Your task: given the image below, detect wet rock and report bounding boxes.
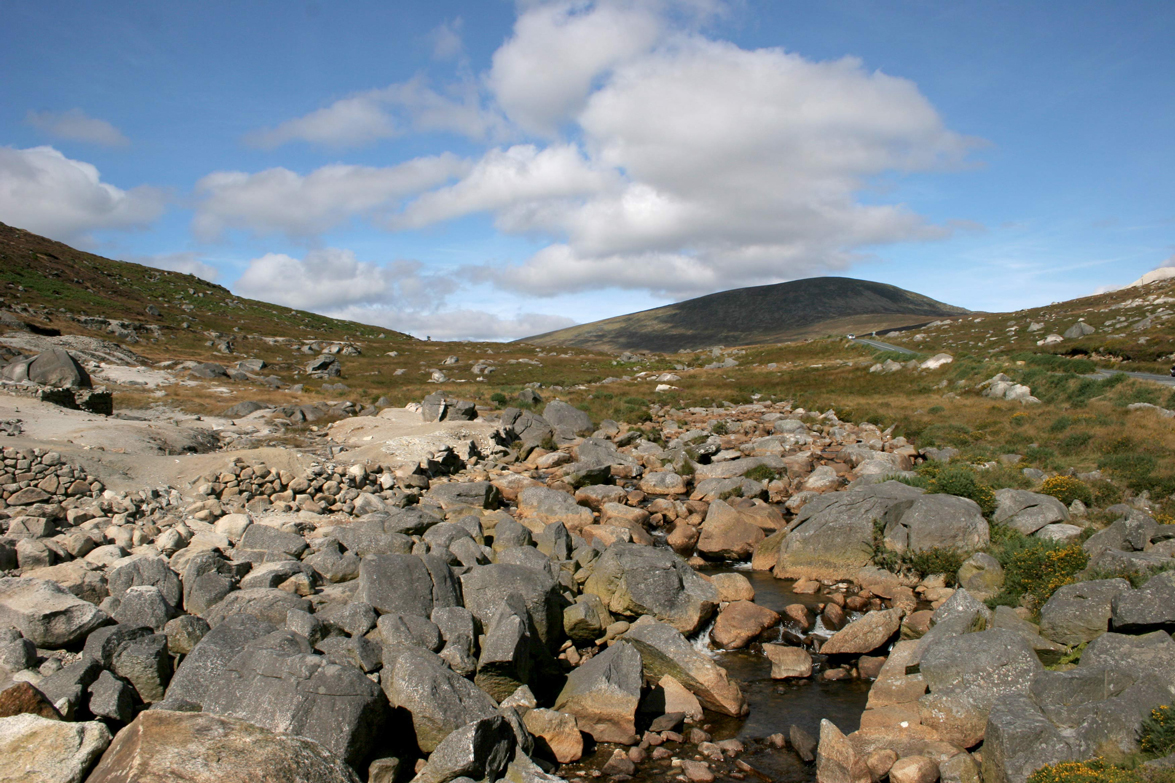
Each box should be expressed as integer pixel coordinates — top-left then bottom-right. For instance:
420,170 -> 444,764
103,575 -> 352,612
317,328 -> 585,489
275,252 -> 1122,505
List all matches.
625,620 -> 746,716
682,760 -> 715,782
554,640 -> 642,744
602,748 -> 636,776
763,644 -> 812,679
824,608 -> 903,655
710,601 -> 779,649
84,710 -> 361,783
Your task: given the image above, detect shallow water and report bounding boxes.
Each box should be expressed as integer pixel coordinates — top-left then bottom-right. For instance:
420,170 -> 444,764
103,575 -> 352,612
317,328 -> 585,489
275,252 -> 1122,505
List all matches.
564,567 -> 872,781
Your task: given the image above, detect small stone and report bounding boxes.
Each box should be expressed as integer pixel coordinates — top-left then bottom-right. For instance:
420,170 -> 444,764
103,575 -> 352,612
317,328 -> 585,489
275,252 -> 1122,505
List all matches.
889,755 -> 939,783
682,760 -> 715,782
602,748 -> 636,776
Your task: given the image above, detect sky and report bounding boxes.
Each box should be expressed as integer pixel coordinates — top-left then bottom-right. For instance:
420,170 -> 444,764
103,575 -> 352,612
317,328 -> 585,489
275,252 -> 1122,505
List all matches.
1,0 -> 1173,340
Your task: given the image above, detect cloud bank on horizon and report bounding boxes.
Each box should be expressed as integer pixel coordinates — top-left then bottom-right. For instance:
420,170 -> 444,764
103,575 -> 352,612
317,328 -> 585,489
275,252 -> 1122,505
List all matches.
0,0 -> 1169,339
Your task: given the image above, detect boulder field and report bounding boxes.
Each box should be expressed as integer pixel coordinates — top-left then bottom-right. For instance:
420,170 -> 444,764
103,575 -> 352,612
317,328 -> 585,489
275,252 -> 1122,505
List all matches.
0,392 -> 1170,783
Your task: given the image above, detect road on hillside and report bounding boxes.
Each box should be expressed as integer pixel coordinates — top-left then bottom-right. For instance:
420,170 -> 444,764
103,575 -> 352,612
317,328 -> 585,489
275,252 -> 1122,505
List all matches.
1091,369 -> 1175,386
850,337 -> 916,355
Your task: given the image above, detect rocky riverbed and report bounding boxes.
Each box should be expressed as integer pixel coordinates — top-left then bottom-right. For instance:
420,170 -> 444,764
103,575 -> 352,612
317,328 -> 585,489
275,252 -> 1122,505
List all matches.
1,388 -> 1174,783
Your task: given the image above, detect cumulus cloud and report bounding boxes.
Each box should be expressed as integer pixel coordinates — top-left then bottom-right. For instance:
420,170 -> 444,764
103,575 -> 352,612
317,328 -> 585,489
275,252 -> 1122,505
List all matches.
232,246 -> 572,340
192,153 -> 468,239
245,77 -> 505,149
219,0 -> 978,301
25,109 -> 129,147
486,1 -> 666,136
135,252 -> 220,282
421,33 -> 973,296
0,146 -> 165,241
245,97 -> 399,149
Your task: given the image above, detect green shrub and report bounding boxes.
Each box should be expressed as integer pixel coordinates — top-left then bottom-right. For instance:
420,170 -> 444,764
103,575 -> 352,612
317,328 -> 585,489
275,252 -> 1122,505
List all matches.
490,392 -> 507,405
1049,416 -> 1074,433
1027,758 -> 1143,783
929,405 -> 945,415
1141,705 -> 1175,756
711,421 -> 729,435
1025,446 -> 1058,467
1058,431 -> 1094,455
987,529 -> 1089,611
905,548 -> 968,586
918,463 -> 997,517
1090,479 -> 1123,507
1040,476 -> 1094,507
744,464 -> 778,482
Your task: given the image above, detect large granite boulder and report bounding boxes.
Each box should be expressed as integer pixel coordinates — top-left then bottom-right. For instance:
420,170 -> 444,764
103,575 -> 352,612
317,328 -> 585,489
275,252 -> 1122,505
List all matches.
696,500 -> 766,561
84,710 -> 360,783
917,628 -> 1042,748
412,715 -> 516,783
516,487 -> 594,534
355,554 -> 460,619
883,495 -> 989,554
554,640 -> 642,744
583,544 -> 717,635
0,713 -> 109,783
382,647 -> 499,753
984,631 -> 1175,783
1111,571 -> 1175,633
993,490 -> 1069,536
0,577 -> 109,648
774,482 -> 924,580
1038,579 -> 1131,646
821,609 -> 903,656
543,401 -> 593,440
461,563 -> 562,649
625,619 -> 747,716
162,621 -> 383,768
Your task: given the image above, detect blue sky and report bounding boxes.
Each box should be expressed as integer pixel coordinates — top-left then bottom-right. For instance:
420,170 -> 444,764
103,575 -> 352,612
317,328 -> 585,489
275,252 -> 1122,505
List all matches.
2,1 -> 1172,339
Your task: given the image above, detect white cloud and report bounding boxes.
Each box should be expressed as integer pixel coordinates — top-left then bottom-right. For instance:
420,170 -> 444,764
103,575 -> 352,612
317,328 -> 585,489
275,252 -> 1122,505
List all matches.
0,146 -> 164,241
390,143 -> 614,230
408,33 -> 974,297
431,18 -> 464,61
135,252 -> 220,282
245,97 -> 399,149
217,1 -> 978,303
486,1 -> 665,136
25,109 -> 129,147
231,246 -> 571,341
192,154 -> 468,239
245,77 -> 505,149
326,304 -> 576,341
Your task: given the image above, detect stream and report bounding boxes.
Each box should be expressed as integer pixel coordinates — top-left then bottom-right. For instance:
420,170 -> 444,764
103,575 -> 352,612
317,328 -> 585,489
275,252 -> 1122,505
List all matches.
562,568 -> 873,782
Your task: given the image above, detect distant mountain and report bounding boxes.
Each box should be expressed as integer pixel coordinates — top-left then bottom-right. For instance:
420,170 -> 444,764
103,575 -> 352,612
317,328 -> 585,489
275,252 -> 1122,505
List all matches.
520,276 -> 969,352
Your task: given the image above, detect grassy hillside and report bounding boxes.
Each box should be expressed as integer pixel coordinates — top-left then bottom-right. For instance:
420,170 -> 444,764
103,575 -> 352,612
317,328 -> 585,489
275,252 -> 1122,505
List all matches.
0,221 -> 406,343
521,276 -> 970,352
